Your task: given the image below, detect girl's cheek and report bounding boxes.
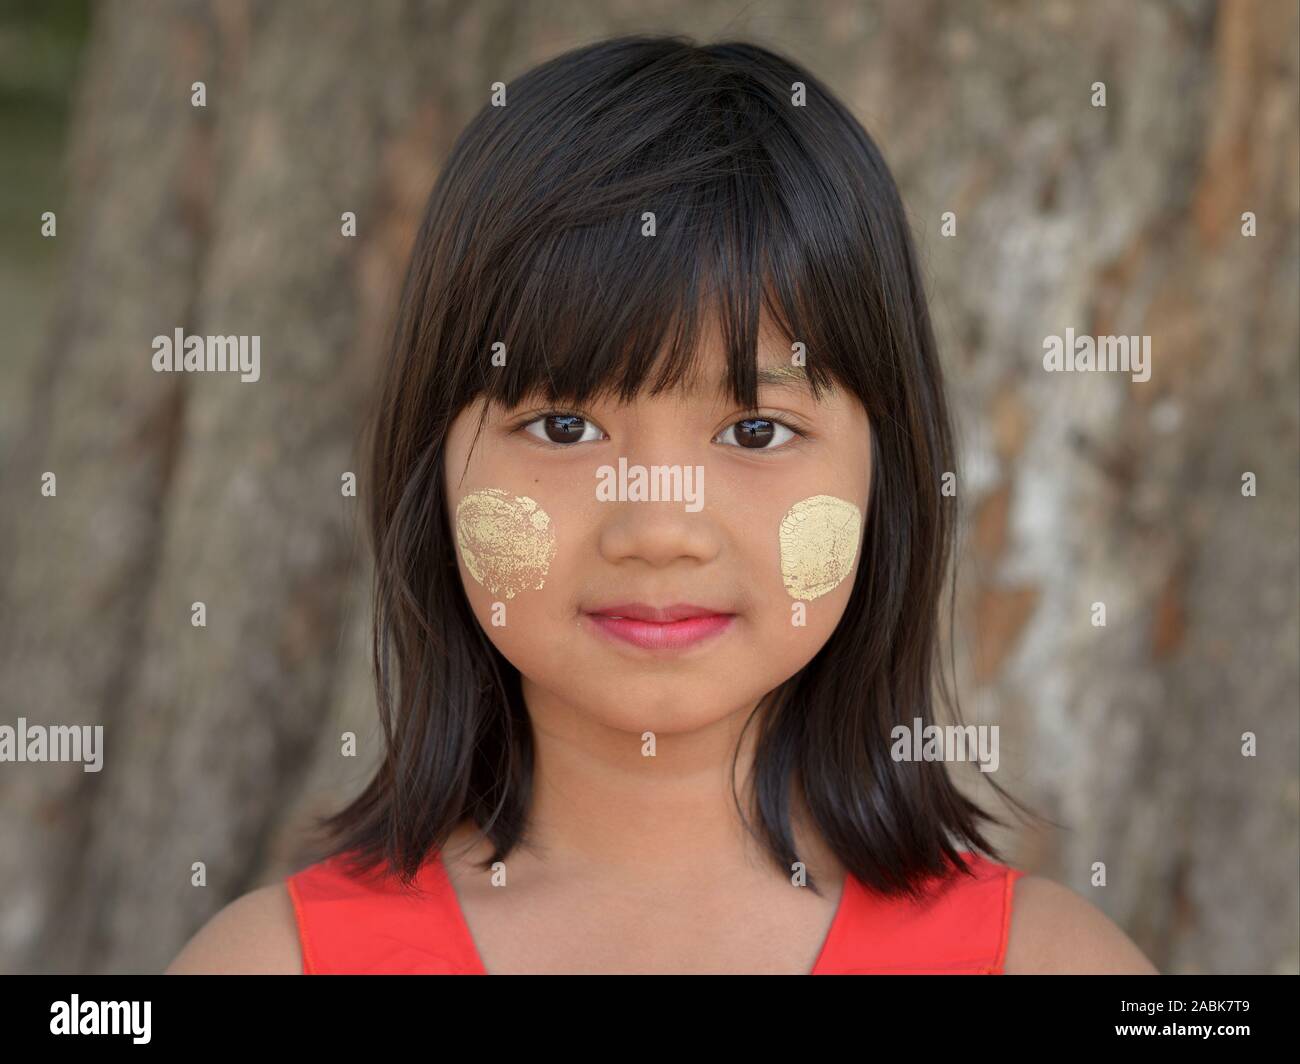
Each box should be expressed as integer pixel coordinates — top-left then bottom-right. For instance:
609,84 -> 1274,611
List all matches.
454,487 -> 558,600
777,494 -> 862,601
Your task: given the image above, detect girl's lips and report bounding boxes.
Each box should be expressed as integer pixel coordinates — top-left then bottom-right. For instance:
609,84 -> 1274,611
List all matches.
584,612 -> 735,650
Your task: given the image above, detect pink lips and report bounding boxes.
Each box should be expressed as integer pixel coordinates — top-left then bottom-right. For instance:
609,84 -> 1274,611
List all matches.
584,603 -> 735,650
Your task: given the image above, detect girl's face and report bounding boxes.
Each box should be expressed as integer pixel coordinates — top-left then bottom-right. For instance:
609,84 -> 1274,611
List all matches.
443,316 -> 871,736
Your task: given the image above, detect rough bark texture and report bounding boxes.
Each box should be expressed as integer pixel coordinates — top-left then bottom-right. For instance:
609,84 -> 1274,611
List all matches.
0,0 -> 1295,974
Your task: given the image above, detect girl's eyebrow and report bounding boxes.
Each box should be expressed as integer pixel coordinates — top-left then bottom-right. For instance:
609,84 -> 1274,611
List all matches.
696,363 -> 823,402
755,364 -> 811,389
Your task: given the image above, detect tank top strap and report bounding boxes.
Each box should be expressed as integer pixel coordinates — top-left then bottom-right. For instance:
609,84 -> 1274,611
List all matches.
815,851 -> 1024,974
289,847 -> 1022,974
287,850 -> 486,974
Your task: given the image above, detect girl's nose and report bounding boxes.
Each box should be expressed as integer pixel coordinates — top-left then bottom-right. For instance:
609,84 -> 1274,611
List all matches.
594,469 -> 721,569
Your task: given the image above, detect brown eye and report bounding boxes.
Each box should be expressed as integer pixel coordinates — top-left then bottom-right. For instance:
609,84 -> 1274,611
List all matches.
522,413 -> 604,445
715,417 -> 797,450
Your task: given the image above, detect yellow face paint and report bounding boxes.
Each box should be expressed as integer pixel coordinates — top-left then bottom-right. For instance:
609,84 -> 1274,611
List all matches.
779,495 -> 862,600
455,488 -> 557,600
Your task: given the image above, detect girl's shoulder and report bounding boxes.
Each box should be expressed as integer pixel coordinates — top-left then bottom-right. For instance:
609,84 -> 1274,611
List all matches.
165,849 -> 438,975
1003,872 -> 1160,974
822,850 -> 1156,974
165,881 -> 302,974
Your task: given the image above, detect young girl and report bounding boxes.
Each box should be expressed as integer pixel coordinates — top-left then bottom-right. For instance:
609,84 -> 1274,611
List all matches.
169,34 -> 1157,975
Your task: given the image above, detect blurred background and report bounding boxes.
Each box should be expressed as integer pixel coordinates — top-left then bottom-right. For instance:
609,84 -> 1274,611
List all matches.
0,0 -> 1296,975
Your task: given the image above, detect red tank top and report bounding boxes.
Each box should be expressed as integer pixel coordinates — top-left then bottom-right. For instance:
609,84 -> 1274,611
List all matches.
287,848 -> 1023,974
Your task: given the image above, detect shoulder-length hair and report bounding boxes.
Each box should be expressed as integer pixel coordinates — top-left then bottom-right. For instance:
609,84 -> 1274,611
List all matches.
311,33 -> 1045,900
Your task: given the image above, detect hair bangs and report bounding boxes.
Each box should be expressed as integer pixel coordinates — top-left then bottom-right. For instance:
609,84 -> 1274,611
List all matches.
439,50 -> 873,432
